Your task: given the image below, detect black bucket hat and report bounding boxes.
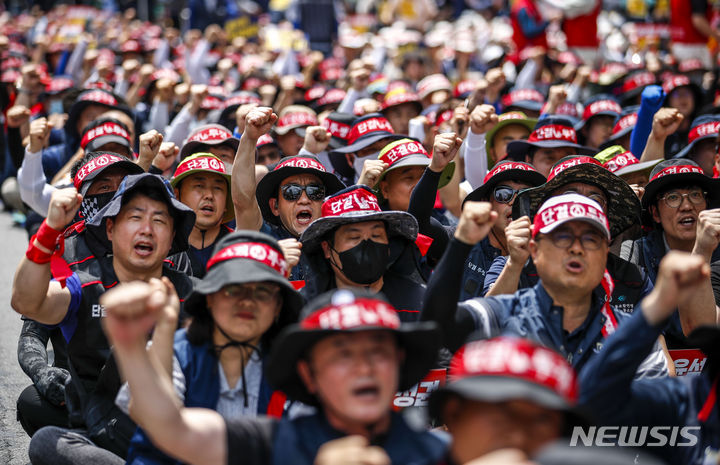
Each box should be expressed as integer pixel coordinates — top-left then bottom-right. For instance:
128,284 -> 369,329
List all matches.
512,156 -> 641,238
184,230 -> 303,322
296,111 -> 355,151
641,159 -> 719,226
85,173 -> 196,254
429,336 -> 583,426
266,288 -> 440,405
505,117 -> 595,162
464,161 -> 546,205
255,155 -> 346,225
597,106 -> 638,151
673,114 -> 720,160
575,94 -> 622,131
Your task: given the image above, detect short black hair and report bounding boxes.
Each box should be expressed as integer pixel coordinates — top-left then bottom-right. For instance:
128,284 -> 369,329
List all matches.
119,183 -> 179,226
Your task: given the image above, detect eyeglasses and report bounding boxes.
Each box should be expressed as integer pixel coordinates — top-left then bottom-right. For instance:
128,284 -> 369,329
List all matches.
540,229 -> 607,251
560,190 -> 607,210
280,183 -> 326,201
221,283 -> 280,303
493,185 -> 521,204
658,190 -> 706,209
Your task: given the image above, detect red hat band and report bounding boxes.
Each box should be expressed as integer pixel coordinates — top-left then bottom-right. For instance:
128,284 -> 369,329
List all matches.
451,338 -> 578,403
175,155 -> 227,177
74,153 -> 126,188
277,112 -> 318,129
79,90 -> 118,106
81,122 -> 131,149
528,125 -> 578,144
582,100 -> 622,121
688,122 -> 720,144
380,140 -> 428,166
650,165 -> 704,182
347,117 -> 394,145
603,152 -> 638,173
206,242 -> 287,276
323,119 -> 351,140
534,199 -> 609,238
482,162 -> 538,184
613,114 -> 638,135
322,188 -> 381,217
301,298 -> 400,330
275,157 -> 326,172
547,156 -> 601,181
188,127 -> 233,143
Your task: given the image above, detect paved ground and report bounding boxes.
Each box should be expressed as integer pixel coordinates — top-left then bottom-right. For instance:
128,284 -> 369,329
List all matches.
0,213 -> 33,465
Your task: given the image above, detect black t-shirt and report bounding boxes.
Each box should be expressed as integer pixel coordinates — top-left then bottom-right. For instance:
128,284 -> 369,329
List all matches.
225,417 -> 277,465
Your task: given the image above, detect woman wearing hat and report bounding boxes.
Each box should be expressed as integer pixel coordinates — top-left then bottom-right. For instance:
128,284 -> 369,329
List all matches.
102,287 -> 446,465
120,230 -> 303,464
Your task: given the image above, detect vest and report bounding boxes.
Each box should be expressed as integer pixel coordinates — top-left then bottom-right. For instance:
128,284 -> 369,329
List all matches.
126,329 -> 287,465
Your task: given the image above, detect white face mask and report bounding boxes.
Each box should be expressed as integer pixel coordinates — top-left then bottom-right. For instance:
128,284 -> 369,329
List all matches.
353,152 -> 380,180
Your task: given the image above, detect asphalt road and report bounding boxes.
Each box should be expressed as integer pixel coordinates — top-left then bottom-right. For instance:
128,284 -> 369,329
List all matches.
0,213 -> 33,465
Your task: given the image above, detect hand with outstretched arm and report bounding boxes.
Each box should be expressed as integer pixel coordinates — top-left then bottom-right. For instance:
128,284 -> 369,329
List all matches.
233,107 -> 275,231
640,107 -> 684,163
102,280 -> 227,465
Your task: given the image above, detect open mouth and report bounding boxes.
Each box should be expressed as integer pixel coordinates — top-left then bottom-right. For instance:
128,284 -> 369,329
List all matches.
678,217 -> 696,227
199,204 -> 216,215
134,241 -> 155,257
296,210 -> 313,225
565,259 -> 584,273
352,383 -> 380,399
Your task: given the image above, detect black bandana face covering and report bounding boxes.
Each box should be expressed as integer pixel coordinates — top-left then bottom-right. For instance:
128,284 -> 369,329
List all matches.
77,192 -> 115,222
333,239 -> 390,285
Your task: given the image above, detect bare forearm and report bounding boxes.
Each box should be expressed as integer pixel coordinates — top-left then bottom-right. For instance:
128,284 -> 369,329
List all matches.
116,342 -> 225,465
11,257 -> 53,320
485,259 -> 523,296
149,320 -> 177,379
639,133 -> 665,163
233,134 -> 263,230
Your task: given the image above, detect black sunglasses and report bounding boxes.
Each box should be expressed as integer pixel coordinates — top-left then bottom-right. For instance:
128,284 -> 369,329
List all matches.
492,185 -> 521,204
280,183 -> 326,201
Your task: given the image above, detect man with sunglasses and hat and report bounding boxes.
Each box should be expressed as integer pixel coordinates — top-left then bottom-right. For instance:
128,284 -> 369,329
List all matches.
244,108 -> 345,281
12,173 -> 195,463
421,193 -> 668,378
458,161 -> 546,300
101,287 -> 447,465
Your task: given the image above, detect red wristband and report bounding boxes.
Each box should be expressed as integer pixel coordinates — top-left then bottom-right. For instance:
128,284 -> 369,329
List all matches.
35,220 -> 63,252
26,237 -> 53,264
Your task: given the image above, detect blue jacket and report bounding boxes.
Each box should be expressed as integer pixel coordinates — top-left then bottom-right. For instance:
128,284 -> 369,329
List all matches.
458,237 -> 501,300
126,329 -> 285,465
579,307 -> 720,464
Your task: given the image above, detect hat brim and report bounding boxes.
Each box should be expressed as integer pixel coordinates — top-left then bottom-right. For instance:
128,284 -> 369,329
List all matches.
505,101 -> 543,112
614,158 -> 662,177
512,163 -> 641,238
641,172 -> 719,226
299,210 -> 418,253
86,135 -> 133,153
78,160 -> 145,196
505,140 -> 596,162
574,111 -> 620,131
673,134 -> 715,159
171,169 -> 235,223
185,259 -> 304,318
429,376 -> 574,424
255,166 -> 346,225
331,133 -> 402,154
464,169 -> 546,206
86,174 -> 196,254
179,138 -> 240,161
266,321 -> 440,405
375,157 -> 456,194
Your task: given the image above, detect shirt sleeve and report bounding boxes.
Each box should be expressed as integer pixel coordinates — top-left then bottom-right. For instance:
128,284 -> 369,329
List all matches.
225,417 -> 276,465
17,148 -> 56,216
483,255 -> 508,295
463,131 -> 489,190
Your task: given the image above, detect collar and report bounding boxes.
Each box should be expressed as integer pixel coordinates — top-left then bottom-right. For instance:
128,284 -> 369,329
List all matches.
534,281 -> 608,317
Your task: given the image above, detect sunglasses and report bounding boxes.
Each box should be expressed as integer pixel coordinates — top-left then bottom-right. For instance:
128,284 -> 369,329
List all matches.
492,185 -> 521,204
280,183 -> 326,201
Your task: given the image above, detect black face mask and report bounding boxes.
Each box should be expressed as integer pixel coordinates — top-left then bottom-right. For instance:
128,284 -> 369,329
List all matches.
77,191 -> 115,222
332,239 -> 390,285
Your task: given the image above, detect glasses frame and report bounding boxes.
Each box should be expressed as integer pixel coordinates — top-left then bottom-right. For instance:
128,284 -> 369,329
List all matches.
280,183 -> 326,202
658,190 -> 707,209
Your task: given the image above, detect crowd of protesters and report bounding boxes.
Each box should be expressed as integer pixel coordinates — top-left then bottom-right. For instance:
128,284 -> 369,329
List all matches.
4,0 -> 720,464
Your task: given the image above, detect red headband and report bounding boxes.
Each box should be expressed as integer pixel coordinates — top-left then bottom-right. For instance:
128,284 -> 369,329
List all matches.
346,117 -> 394,145
206,242 -> 287,276
73,154 -> 126,189
528,125 -> 578,144
322,188 -> 381,217
301,298 -> 400,330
